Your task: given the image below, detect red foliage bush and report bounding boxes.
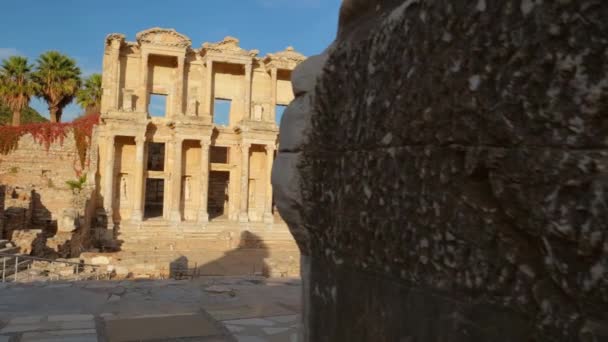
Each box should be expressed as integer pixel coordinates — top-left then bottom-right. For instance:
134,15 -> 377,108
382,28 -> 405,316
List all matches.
0,113 -> 100,172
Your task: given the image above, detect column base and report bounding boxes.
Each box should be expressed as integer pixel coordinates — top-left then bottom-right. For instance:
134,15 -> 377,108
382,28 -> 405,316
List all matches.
105,210 -> 114,230
130,210 -> 143,222
170,211 -> 182,223
238,212 -> 249,223
263,212 -> 274,224
198,211 -> 209,223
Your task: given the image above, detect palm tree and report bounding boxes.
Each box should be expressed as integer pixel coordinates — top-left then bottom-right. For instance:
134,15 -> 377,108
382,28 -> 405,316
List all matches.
0,56 -> 35,126
33,51 -> 81,123
76,73 -> 102,115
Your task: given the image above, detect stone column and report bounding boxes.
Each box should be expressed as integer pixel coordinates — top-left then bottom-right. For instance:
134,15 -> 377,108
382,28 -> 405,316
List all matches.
170,138 -> 183,223
198,141 -> 210,223
175,55 -> 186,116
244,62 -> 253,120
263,144 -> 276,223
239,143 -> 251,223
130,135 -> 146,222
110,40 -> 121,110
269,67 -> 278,123
103,135 -> 116,229
140,52 -> 149,113
205,59 -> 214,116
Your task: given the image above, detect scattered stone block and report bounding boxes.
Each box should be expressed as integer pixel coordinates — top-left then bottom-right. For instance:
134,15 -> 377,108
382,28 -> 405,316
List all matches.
91,256 -> 110,265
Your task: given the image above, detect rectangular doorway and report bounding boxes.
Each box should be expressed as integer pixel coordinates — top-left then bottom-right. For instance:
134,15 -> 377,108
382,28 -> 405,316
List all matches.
144,179 -> 165,219
208,171 -> 230,220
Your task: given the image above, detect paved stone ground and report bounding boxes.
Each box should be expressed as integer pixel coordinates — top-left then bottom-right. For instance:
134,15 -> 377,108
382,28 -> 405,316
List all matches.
0,277 -> 301,342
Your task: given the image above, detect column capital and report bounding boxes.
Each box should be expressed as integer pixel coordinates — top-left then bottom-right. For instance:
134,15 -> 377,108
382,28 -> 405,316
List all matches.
270,67 -> 278,77
264,144 -> 276,152
240,142 -> 251,150
135,135 -> 146,144
200,140 -> 211,149
110,39 -> 122,50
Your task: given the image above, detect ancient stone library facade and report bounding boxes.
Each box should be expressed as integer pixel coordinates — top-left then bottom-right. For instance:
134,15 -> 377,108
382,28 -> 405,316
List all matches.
99,28 -> 304,226
0,28 -> 306,278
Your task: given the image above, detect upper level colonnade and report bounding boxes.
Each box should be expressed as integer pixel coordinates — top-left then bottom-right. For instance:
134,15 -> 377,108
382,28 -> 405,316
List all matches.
100,28 -> 306,127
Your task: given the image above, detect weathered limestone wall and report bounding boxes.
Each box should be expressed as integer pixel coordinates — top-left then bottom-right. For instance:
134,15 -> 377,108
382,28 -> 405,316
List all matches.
0,132 -> 96,257
0,134 -> 81,226
274,0 -> 608,341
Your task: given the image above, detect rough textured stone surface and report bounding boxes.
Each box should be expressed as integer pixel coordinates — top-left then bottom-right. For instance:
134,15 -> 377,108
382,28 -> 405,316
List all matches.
0,133 -> 97,257
274,0 -> 608,341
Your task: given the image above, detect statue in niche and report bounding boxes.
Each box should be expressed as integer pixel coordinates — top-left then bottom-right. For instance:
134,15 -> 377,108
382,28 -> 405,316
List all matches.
120,174 -> 128,200
122,89 -> 134,112
187,97 -> 197,116
253,104 -> 264,121
184,176 -> 191,201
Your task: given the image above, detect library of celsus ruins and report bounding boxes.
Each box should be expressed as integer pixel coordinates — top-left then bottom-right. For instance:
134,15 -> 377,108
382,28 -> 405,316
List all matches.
99,28 -> 304,225
0,28 -> 306,278
84,28 -> 306,276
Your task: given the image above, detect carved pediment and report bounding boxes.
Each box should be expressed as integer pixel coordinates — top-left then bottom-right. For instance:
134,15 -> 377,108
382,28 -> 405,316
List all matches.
264,46 -> 306,70
136,28 -> 192,49
201,36 -> 259,58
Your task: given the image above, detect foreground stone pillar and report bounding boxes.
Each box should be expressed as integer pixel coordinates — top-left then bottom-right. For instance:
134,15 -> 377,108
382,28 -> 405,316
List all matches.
263,144 -> 275,223
269,67 -> 278,123
198,141 -> 210,223
170,138 -> 183,223
130,135 -> 145,222
244,62 -> 252,120
103,135 -> 116,229
238,143 -> 250,223
273,1 -> 608,341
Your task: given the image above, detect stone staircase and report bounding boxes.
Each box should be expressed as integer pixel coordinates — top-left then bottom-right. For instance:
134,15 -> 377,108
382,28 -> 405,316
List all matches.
81,220 -> 300,279
116,220 -> 296,252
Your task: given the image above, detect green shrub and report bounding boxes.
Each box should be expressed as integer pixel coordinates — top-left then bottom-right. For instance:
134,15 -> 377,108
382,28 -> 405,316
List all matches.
66,174 -> 87,191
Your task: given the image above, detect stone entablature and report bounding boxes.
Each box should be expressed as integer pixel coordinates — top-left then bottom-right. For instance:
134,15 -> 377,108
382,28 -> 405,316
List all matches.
97,28 -> 305,233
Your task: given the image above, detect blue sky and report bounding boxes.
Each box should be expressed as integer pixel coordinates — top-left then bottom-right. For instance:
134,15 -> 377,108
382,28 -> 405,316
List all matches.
0,0 -> 341,121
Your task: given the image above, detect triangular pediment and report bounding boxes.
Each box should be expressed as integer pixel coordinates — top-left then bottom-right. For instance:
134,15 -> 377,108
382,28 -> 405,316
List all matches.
136,28 -> 192,49
201,36 -> 259,58
264,47 -> 306,70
